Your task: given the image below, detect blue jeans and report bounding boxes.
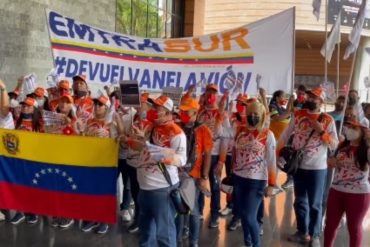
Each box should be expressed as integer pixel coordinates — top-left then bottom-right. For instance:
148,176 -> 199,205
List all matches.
234,175 -> 266,247
198,155 -> 221,220
176,181 -> 200,245
138,184 -> 178,247
118,159 -> 132,210
126,163 -> 140,222
293,168 -> 327,237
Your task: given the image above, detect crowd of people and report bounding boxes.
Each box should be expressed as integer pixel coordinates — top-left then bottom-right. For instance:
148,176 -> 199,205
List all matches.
0,75 -> 369,247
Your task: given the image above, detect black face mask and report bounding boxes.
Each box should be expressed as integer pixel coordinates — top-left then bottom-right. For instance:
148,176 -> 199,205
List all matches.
348,97 -> 357,106
75,90 -> 88,98
303,101 -> 317,111
247,115 -> 260,127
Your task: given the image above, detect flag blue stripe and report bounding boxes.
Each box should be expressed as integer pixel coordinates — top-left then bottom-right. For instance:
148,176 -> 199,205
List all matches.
0,156 -> 117,196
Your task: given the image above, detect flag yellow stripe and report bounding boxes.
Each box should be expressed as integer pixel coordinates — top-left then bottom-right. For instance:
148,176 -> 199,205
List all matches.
51,38 -> 254,60
0,129 -> 118,167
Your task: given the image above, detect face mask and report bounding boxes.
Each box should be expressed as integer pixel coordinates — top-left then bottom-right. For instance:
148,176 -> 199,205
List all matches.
345,128 -> 361,141
279,99 -> 288,106
236,104 -> 245,114
139,111 -> 147,120
247,115 -> 260,127
75,90 -> 88,98
207,94 -> 217,105
297,95 -> 305,103
303,101 -> 317,111
146,109 -> 158,122
22,113 -> 33,120
180,112 -> 192,124
348,97 -> 357,106
10,99 -> 19,108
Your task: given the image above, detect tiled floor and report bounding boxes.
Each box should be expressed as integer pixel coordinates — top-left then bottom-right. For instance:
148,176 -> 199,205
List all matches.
0,175 -> 370,247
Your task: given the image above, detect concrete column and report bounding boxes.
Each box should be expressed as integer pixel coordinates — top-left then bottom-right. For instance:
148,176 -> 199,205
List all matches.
352,37 -> 370,102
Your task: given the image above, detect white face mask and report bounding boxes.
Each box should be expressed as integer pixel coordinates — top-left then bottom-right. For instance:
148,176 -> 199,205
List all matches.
36,99 -> 45,108
344,127 -> 361,141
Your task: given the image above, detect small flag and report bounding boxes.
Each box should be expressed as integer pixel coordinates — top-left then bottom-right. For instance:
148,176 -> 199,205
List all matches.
321,11 -> 341,63
312,0 -> 322,21
344,0 -> 367,59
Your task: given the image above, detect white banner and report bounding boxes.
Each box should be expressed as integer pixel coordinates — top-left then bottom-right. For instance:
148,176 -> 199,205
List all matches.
46,8 -> 295,95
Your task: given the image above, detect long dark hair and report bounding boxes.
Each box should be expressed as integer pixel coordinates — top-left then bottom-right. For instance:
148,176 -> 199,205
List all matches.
15,107 -> 42,132
270,90 -> 284,105
337,127 -> 369,171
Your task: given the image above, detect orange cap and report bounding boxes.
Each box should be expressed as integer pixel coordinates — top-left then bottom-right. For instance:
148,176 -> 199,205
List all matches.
94,95 -> 111,108
34,87 -> 45,97
149,95 -> 174,111
60,94 -> 74,104
21,97 -> 37,107
58,80 -> 70,90
179,97 -> 200,111
236,93 -> 249,103
73,75 -> 87,82
140,92 -> 150,103
206,83 -> 218,92
307,87 -> 325,101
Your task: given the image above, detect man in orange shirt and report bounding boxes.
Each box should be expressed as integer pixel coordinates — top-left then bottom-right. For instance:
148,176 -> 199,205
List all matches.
176,96 -> 213,247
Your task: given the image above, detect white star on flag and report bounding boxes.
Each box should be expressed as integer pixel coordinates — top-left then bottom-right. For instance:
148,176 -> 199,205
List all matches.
62,172 -> 67,177
68,177 -> 73,183
72,184 -> 77,190
35,173 -> 40,178
41,169 -> 46,174
32,179 -> 38,184
47,168 -> 52,173
55,168 -> 60,174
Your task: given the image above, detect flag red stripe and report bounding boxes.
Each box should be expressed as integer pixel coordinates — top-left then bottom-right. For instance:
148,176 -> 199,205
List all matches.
0,182 -> 117,224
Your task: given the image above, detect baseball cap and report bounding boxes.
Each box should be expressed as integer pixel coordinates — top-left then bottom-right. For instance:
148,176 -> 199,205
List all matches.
60,94 -> 74,104
149,95 -> 174,112
73,75 -> 87,83
93,95 -> 111,108
20,97 -> 38,107
179,97 -> 200,111
206,83 -> 218,93
306,87 -> 325,101
236,93 -> 249,103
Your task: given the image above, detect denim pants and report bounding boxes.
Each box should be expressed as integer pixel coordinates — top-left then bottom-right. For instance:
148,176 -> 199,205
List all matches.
234,175 -> 266,247
126,163 -> 140,222
293,168 -> 327,237
118,159 -> 132,210
198,155 -> 221,220
138,184 -> 178,247
176,180 -> 201,245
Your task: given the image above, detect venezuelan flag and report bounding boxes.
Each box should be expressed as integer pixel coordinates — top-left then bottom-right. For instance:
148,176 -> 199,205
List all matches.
0,129 -> 119,223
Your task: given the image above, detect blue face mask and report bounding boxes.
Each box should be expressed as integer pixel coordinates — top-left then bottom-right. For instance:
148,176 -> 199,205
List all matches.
140,111 -> 147,120
22,113 -> 33,119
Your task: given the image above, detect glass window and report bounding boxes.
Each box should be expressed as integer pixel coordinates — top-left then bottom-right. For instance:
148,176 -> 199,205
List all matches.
116,0 -> 184,38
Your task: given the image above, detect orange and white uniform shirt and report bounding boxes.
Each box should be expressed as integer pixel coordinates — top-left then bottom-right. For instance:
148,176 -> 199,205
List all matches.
197,108 -> 230,155
187,124 -> 213,179
226,112 -> 245,155
85,118 -> 115,138
331,147 -> 370,194
233,127 -> 276,184
136,121 -> 187,190
279,109 -> 339,170
126,115 -> 154,167
75,96 -> 94,130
